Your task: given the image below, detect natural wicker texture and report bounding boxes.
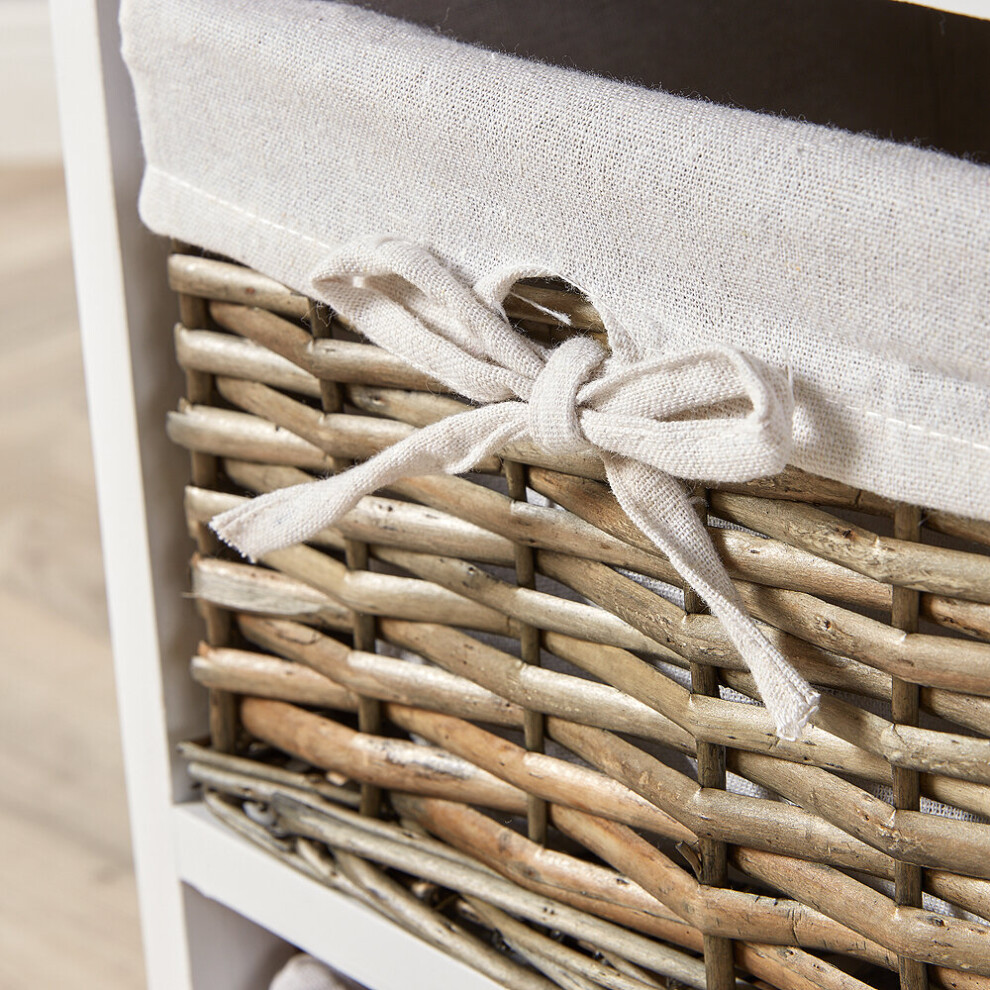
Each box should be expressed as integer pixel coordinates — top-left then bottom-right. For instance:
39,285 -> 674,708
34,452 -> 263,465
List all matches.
167,249 -> 990,990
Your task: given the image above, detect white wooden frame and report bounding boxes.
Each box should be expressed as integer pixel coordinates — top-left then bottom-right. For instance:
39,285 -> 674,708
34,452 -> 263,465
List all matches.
49,2 -> 502,987
47,0 -> 989,987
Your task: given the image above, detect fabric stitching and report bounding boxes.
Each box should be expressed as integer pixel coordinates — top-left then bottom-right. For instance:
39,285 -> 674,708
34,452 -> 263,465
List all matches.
150,165 -> 989,457
149,164 -> 336,252
818,396 -> 990,454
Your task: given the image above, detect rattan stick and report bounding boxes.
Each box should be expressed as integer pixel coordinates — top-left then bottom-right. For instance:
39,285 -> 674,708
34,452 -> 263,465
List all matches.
685,485 -> 734,990
198,650 -> 689,839
734,754 -> 990,877
270,791 -> 709,984
240,697 -> 525,811
167,402 -> 333,470
548,716 -> 990,918
194,380 -> 990,669
346,381 -> 472,427
175,416 -> 990,691
177,295 -> 220,493
386,618 -> 990,855
386,704 -> 693,841
374,543 -> 817,677
217,456 -> 892,617
222,693 -> 906,971
180,743 -> 361,805
540,548 -> 990,698
922,596 -> 990,644
334,854 -> 556,990
197,764 -> 500,881
555,807 -> 900,969
212,375 -> 477,467
213,371 -> 587,477
504,458 -> 549,844
193,546 -> 511,640
187,480 -> 516,579
196,762 -> 874,990
240,696 -> 691,839
213,334 -> 899,522
234,605 -> 689,746
528,468 -> 888,612
236,616 -> 523,726
196,560 -> 989,822
712,493 -> 990,605
295,839 -> 520,982
260,535 -> 681,657
175,325 -> 321,397
890,504 -> 927,990
173,390 -> 990,652
191,554 -> 354,629
295,839 -> 404,915
192,551 -> 979,828
732,846 -> 990,974
382,619 -> 898,792
309,299 -> 384,819
169,254 -> 310,319
199,756 -> 982,987
206,796 -> 425,924
192,647 -> 360,710
570,944 -> 668,990
733,945 -> 874,990
391,540 -> 874,691
465,896 -> 661,990
175,280 -> 239,756
544,717 -> 885,875
738,719 -> 990,845
812,693 -> 990,786
189,761 -> 359,812
925,511 -> 990,551
201,789 -> 295,857
541,631 -> 882,776
382,604 -> 890,782
171,253 -> 606,332
190,484 -> 990,775
530,467 -> 990,644
262,543 -> 516,635
209,303 -> 448,391
198,629 -> 990,912
405,796 -> 894,966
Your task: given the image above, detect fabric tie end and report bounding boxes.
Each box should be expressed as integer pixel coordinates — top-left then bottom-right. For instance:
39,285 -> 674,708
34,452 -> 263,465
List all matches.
772,687 -> 820,742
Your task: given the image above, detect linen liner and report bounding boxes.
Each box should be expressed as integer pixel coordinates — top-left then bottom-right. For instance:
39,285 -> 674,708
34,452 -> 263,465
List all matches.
121,0 -> 990,521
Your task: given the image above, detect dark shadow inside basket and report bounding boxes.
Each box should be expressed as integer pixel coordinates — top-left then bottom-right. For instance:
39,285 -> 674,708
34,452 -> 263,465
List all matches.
348,0 -> 990,163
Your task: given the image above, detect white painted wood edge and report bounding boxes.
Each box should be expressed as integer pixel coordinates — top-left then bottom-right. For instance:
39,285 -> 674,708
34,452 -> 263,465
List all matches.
891,0 -> 990,19
174,802 -> 505,990
49,1 -> 194,986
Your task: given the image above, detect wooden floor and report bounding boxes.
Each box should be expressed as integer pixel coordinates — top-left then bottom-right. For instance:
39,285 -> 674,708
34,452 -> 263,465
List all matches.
0,165 -> 146,988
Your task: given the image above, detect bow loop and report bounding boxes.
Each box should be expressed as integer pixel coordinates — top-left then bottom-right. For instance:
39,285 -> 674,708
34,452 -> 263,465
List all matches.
211,237 -> 819,740
528,335 -> 605,456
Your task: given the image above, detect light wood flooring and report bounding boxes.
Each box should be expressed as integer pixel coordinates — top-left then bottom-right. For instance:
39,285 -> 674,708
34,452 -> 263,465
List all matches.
0,165 -> 146,988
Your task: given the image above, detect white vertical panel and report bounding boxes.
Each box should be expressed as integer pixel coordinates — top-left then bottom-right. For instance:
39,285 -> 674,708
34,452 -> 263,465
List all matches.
49,1 -> 289,986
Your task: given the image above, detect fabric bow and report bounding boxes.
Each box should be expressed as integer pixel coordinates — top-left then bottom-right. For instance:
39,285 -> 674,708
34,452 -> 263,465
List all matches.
211,237 -> 819,739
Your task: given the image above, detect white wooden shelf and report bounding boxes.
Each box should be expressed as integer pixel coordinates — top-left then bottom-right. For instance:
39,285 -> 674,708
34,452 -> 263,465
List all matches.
174,802 -> 502,990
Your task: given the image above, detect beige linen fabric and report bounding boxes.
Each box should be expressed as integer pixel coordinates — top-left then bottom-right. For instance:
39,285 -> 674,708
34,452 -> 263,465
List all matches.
121,0 -> 990,520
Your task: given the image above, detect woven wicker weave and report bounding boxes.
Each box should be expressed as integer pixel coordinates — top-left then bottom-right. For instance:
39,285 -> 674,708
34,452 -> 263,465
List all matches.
166,247 -> 990,990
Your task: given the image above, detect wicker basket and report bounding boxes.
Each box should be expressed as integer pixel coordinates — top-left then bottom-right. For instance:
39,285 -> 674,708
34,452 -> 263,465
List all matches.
166,246 -> 990,990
